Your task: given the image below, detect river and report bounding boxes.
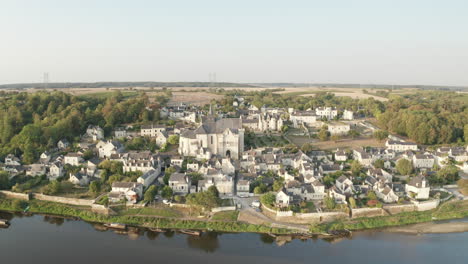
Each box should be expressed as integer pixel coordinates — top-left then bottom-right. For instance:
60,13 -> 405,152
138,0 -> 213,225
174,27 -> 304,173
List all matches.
0,212 -> 467,264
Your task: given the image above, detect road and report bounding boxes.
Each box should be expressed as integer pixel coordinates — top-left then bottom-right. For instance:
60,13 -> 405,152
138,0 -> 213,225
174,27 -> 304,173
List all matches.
232,196 -> 310,233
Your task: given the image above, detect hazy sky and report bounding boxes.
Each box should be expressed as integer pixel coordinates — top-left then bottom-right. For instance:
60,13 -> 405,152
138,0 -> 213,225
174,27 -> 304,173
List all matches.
0,0 -> 467,86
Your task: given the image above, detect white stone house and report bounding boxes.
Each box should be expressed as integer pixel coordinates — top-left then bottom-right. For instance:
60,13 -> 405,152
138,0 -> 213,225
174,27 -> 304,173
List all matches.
48,161 -> 64,180
289,111 -> 317,128
327,122 -> 350,135
170,156 -> 184,167
113,127 -> 127,138
64,153 -> 83,166
109,182 -> 144,203
385,140 -> 418,152
69,172 -> 89,186
86,125 -> 104,141
412,154 -> 435,169
316,107 -> 338,120
405,175 -> 430,200
137,169 -> 159,187
343,109 -> 354,120
57,139 -> 70,150
155,131 -> 168,146
5,154 -> 21,166
334,149 -> 348,161
276,189 -> 292,207
26,164 -> 46,177
237,179 -> 250,194
141,124 -> 167,137
96,140 -> 124,159
169,173 -> 191,195
40,151 -> 51,164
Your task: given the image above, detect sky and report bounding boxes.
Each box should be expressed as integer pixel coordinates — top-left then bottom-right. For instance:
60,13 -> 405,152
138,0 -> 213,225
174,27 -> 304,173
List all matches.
0,0 -> 467,86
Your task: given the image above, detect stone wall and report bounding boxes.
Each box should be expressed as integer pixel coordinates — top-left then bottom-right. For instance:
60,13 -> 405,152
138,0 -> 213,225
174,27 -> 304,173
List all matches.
33,193 -> 94,206
351,207 -> 385,218
413,199 -> 439,211
211,206 -> 237,213
0,190 -> 31,200
382,203 -> 415,214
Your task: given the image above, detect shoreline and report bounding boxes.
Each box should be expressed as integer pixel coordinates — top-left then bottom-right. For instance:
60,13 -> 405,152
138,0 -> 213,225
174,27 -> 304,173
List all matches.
1,197 -> 467,236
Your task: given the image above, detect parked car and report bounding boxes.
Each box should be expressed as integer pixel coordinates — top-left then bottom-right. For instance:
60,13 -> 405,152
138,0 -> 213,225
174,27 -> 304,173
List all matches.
162,199 -> 170,205
251,200 -> 260,208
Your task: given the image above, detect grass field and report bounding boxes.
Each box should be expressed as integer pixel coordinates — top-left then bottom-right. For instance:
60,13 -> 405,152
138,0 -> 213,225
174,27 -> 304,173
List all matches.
212,211 -> 239,221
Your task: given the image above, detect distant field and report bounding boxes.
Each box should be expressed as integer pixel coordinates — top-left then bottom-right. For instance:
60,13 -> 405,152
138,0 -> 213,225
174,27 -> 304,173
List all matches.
273,86 -> 389,101
168,91 -> 224,106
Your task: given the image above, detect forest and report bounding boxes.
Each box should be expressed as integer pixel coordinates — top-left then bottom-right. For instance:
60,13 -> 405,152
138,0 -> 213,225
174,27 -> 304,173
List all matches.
0,90 -> 170,163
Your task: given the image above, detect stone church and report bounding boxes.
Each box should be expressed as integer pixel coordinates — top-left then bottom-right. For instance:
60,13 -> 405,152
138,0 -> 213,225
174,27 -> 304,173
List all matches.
179,117 -> 245,160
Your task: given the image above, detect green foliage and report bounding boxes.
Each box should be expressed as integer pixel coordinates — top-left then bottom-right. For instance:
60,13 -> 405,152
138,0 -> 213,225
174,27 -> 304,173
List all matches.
260,193 -> 276,207
324,196 -> 336,210
12,199 -> 29,210
144,185 -> 158,202
89,181 -> 101,195
301,143 -> 314,153
433,165 -> 460,184
396,159 -> 413,175
373,130 -> 389,141
351,160 -> 363,176
272,178 -> 284,192
161,186 -> 173,199
348,197 -> 357,209
167,135 -> 179,145
211,211 -> 239,221
373,159 -> 385,169
318,127 -> 329,141
253,184 -> 268,194
42,180 -> 61,195
186,189 -> 221,210
0,171 -> 10,190
207,186 -> 220,198
367,191 -> 377,200
82,149 -> 94,160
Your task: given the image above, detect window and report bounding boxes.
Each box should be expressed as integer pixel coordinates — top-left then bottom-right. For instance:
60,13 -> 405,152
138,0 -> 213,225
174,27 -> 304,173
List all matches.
211,136 -> 213,144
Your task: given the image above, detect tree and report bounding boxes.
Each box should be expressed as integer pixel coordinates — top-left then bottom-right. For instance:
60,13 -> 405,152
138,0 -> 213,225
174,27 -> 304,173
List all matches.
161,186 -> 173,199
144,185 -> 157,202
396,159 -> 413,175
367,191 -> 377,200
82,149 -> 94,160
167,135 -> 179,145
301,143 -> 314,153
89,181 -> 101,195
0,171 -> 10,190
348,129 -> 360,139
330,134 -> 340,142
373,159 -> 385,169
272,178 -> 284,192
464,124 -> 468,143
324,196 -> 336,209
43,180 -> 61,195
435,165 -> 460,184
207,185 -> 220,198
318,128 -> 329,141
163,167 -> 176,185
348,197 -> 357,208
373,130 -> 389,141
253,184 -> 267,194
260,193 -> 276,206
351,160 -> 363,176
186,189 -> 221,210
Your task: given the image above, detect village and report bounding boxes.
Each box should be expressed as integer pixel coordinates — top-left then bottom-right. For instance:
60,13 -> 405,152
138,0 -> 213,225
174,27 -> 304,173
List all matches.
1,94 -> 467,231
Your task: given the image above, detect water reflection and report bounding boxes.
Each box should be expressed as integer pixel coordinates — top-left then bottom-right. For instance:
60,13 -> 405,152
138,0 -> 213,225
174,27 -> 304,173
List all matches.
43,215 -> 65,226
186,232 -> 220,253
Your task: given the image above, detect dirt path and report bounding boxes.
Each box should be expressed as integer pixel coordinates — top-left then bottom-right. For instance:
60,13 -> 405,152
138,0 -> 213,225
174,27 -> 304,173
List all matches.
385,221 -> 468,234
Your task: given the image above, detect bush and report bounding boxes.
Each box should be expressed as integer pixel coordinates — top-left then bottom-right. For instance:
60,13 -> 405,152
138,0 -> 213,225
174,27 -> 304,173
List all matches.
12,200 -> 29,210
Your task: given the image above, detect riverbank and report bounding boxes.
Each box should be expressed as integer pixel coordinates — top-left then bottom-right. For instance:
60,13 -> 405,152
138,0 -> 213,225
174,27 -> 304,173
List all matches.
0,197 -> 293,235
310,200 -> 468,233
385,221 -> 468,234
1,196 -> 467,236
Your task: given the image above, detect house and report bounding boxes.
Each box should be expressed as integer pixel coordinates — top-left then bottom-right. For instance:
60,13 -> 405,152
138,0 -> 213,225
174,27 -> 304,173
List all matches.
385,140 -> 418,152
405,175 -> 430,200
48,161 -> 64,180
319,164 -> 342,174
170,156 -> 184,167
57,139 -> 70,150
186,162 -> 199,172
85,125 -> 104,141
120,151 -> 161,174
69,172 -> 89,186
316,107 -> 338,120
334,149 -> 347,161
155,131 -> 168,146
137,169 -> 159,187
169,173 -> 191,195
64,153 -> 83,166
26,164 -> 46,177
109,182 -> 144,204
237,179 -> 250,194
343,109 -> 354,120
40,151 -> 51,164
275,188 -> 292,207
96,140 -> 124,159
327,122 -> 350,135
353,148 -> 374,167
376,186 -> 399,203
412,154 -> 435,169
113,127 -> 127,138
289,110 -> 317,128
4,154 -> 21,166
140,124 -> 167,137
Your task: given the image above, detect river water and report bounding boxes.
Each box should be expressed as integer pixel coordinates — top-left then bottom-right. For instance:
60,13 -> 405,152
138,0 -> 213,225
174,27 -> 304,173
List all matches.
0,212 -> 466,264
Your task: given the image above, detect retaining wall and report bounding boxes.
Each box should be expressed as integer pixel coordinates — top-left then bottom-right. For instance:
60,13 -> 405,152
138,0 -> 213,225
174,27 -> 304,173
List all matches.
33,193 -> 94,206
351,207 -> 385,218
211,206 -> 237,213
0,190 -> 31,200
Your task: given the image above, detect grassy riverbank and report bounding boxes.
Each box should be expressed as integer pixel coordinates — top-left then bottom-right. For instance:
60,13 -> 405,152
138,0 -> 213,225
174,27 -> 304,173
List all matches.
310,200 -> 468,233
0,198 -> 291,234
